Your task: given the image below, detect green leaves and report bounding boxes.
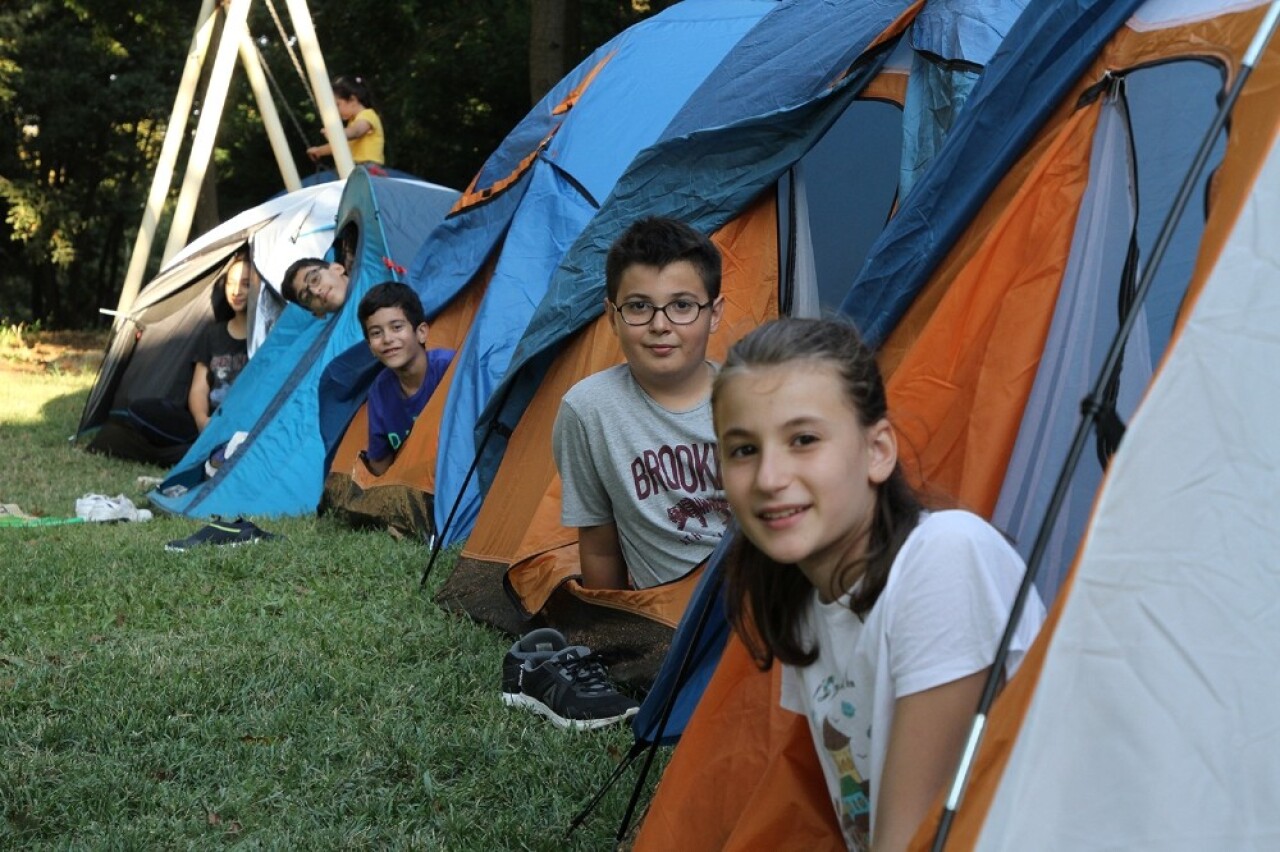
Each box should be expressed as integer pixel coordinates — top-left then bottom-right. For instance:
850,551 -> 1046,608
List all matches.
0,2 -> 659,328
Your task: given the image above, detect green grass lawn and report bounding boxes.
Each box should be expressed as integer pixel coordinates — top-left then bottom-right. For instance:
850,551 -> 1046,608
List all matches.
0,335 -> 656,849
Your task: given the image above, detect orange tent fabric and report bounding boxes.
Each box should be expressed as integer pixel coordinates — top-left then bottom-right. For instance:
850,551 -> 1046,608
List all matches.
446,194 -> 780,625
636,6 -> 1280,850
634,636 -> 843,851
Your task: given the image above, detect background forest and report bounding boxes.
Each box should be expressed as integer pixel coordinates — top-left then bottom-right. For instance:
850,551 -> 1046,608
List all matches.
0,1 -> 672,329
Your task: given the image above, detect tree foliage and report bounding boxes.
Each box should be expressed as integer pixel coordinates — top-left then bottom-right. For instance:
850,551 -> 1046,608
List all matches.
0,0 -> 658,328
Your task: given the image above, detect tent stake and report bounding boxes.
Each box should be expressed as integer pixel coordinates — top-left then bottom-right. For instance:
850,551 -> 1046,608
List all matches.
930,4 -> 1280,849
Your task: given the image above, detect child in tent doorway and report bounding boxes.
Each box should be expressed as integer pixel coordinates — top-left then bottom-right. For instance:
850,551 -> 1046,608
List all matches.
711,318 -> 1046,852
306,75 -> 385,166
501,217 -> 730,731
552,217 -> 732,591
90,253 -> 254,466
356,281 -> 454,476
281,256 -> 348,317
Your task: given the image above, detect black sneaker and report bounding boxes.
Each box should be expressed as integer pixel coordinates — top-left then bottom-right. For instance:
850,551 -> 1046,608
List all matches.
516,646 -> 640,731
165,517 -> 278,552
501,628 -> 568,708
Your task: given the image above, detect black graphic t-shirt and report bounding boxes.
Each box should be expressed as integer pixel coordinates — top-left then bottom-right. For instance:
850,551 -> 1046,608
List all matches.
194,322 -> 249,413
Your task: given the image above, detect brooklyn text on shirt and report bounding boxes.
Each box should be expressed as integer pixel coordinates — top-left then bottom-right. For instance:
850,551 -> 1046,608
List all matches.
629,441 -> 720,500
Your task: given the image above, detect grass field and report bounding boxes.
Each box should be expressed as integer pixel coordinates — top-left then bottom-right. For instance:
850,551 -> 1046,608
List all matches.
0,328 -> 657,849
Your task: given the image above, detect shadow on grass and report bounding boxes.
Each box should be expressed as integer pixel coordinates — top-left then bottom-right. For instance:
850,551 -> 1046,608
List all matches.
0,375 -> 166,518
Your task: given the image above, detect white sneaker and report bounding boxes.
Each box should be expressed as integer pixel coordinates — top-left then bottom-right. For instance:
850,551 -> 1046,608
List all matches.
75,493 -> 150,523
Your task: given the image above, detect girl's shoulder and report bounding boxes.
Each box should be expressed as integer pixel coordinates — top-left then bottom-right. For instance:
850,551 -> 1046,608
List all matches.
890,510 -> 1024,589
907,509 -> 1011,549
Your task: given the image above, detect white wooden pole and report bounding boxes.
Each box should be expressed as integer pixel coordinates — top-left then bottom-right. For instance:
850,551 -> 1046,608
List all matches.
284,0 -> 353,177
112,0 -> 217,326
238,29 -> 302,192
161,0 -> 254,263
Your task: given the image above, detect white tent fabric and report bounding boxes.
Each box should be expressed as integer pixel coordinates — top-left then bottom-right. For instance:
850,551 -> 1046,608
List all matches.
992,90 -> 1152,601
160,181 -> 343,355
976,125 -> 1280,850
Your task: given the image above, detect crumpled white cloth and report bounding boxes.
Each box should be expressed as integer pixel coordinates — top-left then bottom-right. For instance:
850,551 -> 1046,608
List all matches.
75,493 -> 152,523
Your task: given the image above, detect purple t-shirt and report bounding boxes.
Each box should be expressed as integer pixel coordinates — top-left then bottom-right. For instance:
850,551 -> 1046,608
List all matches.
365,348 -> 454,462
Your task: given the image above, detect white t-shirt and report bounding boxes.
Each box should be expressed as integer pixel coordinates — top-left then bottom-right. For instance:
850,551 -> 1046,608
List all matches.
780,510 -> 1045,849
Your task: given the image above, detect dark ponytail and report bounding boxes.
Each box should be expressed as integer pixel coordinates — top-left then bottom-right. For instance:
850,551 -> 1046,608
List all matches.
332,75 -> 375,112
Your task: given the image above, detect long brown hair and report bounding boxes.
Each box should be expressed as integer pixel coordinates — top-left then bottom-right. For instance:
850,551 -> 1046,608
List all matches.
713,318 -> 921,669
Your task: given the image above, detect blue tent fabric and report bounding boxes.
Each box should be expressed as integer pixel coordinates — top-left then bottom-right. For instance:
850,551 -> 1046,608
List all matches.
631,532 -> 734,747
661,0 -> 905,137
317,344 -> 382,472
422,0 -> 779,545
411,0 -> 776,319
150,169 -> 457,518
471,1 -> 921,514
840,0 -> 1147,345
896,0 -> 1032,201
911,0 -> 1028,65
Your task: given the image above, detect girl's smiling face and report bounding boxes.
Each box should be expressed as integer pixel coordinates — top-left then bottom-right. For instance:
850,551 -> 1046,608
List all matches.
224,258 -> 250,314
714,362 -> 897,601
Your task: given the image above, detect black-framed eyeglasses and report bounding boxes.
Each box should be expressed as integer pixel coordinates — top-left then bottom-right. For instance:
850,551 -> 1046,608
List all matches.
611,298 -> 713,326
297,268 -> 324,309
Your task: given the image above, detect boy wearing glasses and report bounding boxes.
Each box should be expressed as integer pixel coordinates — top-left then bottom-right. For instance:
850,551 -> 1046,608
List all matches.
282,257 -> 349,317
551,217 -> 731,590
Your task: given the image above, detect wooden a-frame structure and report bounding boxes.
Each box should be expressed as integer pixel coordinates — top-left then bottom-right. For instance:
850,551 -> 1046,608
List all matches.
114,0 -> 354,324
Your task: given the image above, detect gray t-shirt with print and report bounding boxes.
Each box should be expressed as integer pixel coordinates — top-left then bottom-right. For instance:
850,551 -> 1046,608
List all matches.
552,363 -> 730,589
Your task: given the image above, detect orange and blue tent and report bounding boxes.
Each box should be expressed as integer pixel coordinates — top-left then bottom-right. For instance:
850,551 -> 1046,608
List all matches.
635,0 -> 1280,847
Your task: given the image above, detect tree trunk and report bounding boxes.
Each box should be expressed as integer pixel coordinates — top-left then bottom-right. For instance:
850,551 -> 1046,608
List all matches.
529,0 -> 581,105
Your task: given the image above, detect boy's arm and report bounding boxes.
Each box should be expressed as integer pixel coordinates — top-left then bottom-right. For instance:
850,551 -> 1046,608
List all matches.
577,523 -> 629,589
362,375 -> 396,475
553,392 -> 628,588
359,450 -> 392,476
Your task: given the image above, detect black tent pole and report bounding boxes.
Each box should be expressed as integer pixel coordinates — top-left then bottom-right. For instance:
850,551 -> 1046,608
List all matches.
417,421 -> 494,587
419,381 -> 517,588
563,564 -> 726,838
613,564 -> 726,843
931,6 -> 1280,849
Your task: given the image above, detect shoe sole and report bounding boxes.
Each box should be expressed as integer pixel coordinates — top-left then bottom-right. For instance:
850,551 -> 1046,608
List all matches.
505,693 -> 638,731
164,537 -> 265,553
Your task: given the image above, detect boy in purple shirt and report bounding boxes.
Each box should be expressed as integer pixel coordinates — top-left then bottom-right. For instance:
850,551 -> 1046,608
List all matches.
356,282 -> 454,475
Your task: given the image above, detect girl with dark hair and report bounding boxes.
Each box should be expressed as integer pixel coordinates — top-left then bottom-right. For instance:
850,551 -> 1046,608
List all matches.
88,254 -> 253,466
306,75 -> 385,166
711,317 -> 1044,851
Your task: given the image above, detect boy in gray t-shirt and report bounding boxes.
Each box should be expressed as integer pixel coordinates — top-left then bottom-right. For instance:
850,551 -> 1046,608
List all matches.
551,218 -> 731,590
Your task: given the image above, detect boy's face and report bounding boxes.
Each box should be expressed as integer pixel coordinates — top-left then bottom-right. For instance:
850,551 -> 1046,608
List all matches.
363,306 -> 428,372
607,260 -> 723,398
293,263 -> 348,317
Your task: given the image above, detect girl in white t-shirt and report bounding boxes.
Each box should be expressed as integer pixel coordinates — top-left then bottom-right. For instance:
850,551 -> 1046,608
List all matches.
711,318 -> 1044,851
